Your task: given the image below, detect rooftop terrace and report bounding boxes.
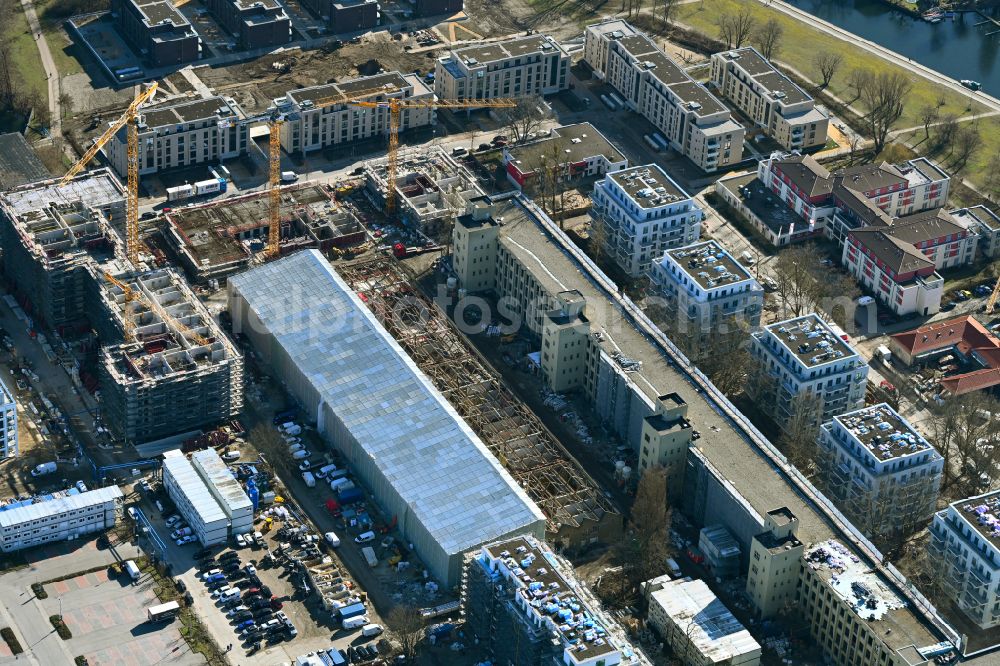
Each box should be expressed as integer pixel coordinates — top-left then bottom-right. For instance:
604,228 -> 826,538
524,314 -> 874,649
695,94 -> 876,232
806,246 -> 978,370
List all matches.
664,240 -> 753,291
764,314 -> 857,369
608,165 -> 688,208
452,34 -> 565,66
831,403 -> 931,463
950,491 -> 1000,552
507,123 -> 624,174
140,97 -> 239,128
286,72 -> 429,107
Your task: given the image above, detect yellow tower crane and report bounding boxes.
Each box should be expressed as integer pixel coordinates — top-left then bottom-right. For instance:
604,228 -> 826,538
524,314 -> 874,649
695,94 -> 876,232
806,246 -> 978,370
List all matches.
61,83 -> 160,267
103,273 -> 138,342
987,280 -> 1000,315
349,97 -> 518,215
246,86 -> 402,258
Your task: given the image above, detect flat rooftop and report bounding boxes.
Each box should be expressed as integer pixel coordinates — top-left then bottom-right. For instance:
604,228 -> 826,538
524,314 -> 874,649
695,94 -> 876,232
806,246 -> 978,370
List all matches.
191,448 -> 252,515
664,240 -> 754,290
287,72 -> 429,106
452,34 -> 565,66
586,18 -> 640,39
0,486 -> 122,528
507,123 -> 624,173
494,198 -> 831,546
607,164 -> 688,208
719,48 -> 810,105
162,450 -> 228,525
484,536 -> 618,661
831,403 -> 932,463
617,33 -> 726,115
804,540 -> 936,654
132,0 -> 189,28
0,133 -> 49,190
141,97 -> 239,128
951,205 -> 1000,232
719,173 -> 807,237
949,490 -> 1000,552
2,169 -> 124,218
763,314 -> 858,369
650,579 -> 760,661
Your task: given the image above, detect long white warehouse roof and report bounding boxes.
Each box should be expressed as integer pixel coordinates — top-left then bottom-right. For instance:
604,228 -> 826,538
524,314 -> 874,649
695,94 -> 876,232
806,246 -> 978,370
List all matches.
163,450 -> 228,525
0,486 -> 123,528
228,249 -> 545,557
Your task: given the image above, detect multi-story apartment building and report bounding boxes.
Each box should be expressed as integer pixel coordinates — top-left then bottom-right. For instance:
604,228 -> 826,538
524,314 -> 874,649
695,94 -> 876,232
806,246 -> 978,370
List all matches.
754,153 -> 950,246
0,376 -> 16,459
503,123 -> 626,190
745,508 -> 803,619
105,96 -> 246,177
278,72 -> 434,156
889,315 -> 1000,396
111,0 -> 201,67
636,392 -> 692,493
710,47 -> 829,151
647,578 -> 762,665
801,540 -> 938,666
298,0 -> 378,32
951,204 -> 1000,259
818,403 -> 942,542
0,486 -> 123,552
591,164 -> 702,277
748,314 -> 869,433
929,490 -> 1000,630
205,0 -> 292,49
584,20 -> 744,172
462,535 -> 639,666
414,0 -> 461,16
648,240 -> 763,352
435,34 -> 568,100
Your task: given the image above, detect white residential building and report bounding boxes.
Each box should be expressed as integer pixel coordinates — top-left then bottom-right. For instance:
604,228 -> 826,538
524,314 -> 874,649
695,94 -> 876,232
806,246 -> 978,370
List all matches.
0,486 -> 123,552
278,72 -> 435,157
591,164 -> 702,277
818,403 -> 942,542
106,96 -> 246,177
951,205 -> 1000,259
648,240 -> 763,349
929,490 -> 1000,630
647,578 -> 762,665
0,375 -> 16,458
162,449 -> 229,546
709,47 -> 829,151
748,314 -> 869,433
584,20 -> 744,172
435,34 -> 569,100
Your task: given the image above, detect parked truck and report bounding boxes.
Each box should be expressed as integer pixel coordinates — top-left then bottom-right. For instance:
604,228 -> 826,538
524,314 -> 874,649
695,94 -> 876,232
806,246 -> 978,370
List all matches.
361,546 -> 378,568
338,487 -> 363,505
30,461 -> 56,477
146,601 -> 180,622
194,178 -> 227,196
166,184 -> 194,201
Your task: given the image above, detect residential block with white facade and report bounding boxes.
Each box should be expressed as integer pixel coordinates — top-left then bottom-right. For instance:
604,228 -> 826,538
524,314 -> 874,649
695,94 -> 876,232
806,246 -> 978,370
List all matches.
592,164 -> 702,277
584,20 -> 744,172
0,375 -> 16,458
106,96 -> 246,177
435,34 -> 568,100
818,403 -> 942,542
648,240 -> 763,351
278,72 -> 434,156
710,48 -> 829,151
748,314 -> 869,433
929,490 -> 1000,630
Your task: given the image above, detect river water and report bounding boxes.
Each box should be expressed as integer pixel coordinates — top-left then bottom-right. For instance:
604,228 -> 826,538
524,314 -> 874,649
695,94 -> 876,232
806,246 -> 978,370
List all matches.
783,0 -> 1000,92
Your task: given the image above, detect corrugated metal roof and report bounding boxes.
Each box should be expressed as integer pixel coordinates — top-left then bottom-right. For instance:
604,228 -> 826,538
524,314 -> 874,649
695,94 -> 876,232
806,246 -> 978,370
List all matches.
0,486 -> 123,528
191,449 -> 252,515
163,451 -> 228,525
228,250 -> 545,557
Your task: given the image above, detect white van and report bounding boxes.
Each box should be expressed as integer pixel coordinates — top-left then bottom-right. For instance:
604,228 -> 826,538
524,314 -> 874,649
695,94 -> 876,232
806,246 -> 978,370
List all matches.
316,464 -> 338,479
354,531 -> 375,544
666,557 -> 682,579
302,471 -> 316,488
329,476 -> 350,492
327,468 -> 349,482
218,588 -> 240,604
292,449 -> 310,460
288,442 -> 304,453
124,560 -> 141,581
342,615 -> 367,630
361,623 -> 383,638
324,531 -> 341,548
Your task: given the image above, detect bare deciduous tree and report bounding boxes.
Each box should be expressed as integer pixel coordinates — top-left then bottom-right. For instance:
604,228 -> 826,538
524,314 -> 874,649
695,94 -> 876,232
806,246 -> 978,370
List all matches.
716,5 -> 756,48
952,124 -> 980,171
387,606 -> 424,661
934,114 -> 959,153
753,18 -> 783,60
498,95 -> 548,146
918,104 -> 939,140
844,68 -> 872,106
777,391 -> 823,472
857,70 -> 912,154
658,0 -> 681,29
814,52 -> 842,88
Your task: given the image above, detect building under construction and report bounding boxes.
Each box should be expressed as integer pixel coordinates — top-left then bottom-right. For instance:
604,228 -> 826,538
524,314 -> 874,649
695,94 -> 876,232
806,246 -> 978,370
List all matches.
162,183 -> 365,282
364,148 -> 485,234
95,268 -> 243,443
0,169 -> 127,332
337,257 -> 621,550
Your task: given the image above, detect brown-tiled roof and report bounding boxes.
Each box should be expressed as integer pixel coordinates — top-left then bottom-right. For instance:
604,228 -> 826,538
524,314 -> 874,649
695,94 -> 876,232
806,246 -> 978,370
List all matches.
849,227 -> 934,274
939,368 -> 1000,395
891,316 -> 1000,395
834,183 -> 894,227
883,208 -> 965,245
775,154 -> 831,197
833,162 -> 907,194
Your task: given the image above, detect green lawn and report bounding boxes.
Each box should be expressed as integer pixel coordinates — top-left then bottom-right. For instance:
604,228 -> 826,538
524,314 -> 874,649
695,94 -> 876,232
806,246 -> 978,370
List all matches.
897,116 -> 1000,199
4,5 -> 49,124
674,0 -> 985,128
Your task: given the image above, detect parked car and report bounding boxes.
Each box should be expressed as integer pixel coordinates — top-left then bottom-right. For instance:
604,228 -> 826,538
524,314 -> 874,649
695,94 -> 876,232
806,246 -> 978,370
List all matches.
226,605 -> 249,617
176,535 -> 197,546
201,569 -> 222,580
235,534 -> 247,548
165,515 -> 182,527
194,549 -> 213,561
941,301 -> 958,312
231,611 -> 253,623
355,531 -> 376,544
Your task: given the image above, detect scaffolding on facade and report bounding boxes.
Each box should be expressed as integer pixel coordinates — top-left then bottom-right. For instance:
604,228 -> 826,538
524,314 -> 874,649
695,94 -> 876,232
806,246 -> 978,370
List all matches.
337,258 -> 618,539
